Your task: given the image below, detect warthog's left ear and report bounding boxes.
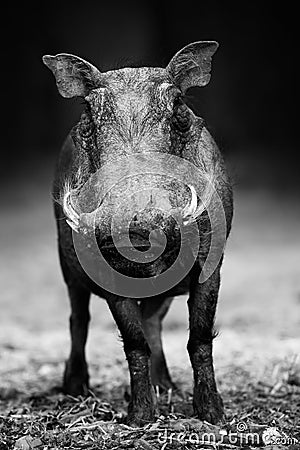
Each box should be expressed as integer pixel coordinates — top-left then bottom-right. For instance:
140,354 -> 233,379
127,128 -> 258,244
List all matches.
166,41 -> 219,94
42,53 -> 102,98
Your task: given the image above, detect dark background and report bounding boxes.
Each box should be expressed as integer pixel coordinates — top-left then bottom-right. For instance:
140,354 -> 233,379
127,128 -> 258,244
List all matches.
2,0 -> 298,189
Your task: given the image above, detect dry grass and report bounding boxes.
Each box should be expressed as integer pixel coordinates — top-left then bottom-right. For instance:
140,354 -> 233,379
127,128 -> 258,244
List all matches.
0,357 -> 299,449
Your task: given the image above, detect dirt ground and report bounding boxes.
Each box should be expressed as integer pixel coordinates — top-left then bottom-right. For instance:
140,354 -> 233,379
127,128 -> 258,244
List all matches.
0,163 -> 299,449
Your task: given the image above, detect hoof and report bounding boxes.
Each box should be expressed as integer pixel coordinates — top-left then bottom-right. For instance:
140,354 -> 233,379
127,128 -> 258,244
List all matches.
126,409 -> 155,427
126,394 -> 156,427
193,385 -> 224,425
151,373 -> 177,394
63,359 -> 89,397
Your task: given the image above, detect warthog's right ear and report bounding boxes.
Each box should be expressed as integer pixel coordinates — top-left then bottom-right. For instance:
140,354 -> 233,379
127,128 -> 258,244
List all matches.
42,53 -> 102,98
166,41 -> 219,94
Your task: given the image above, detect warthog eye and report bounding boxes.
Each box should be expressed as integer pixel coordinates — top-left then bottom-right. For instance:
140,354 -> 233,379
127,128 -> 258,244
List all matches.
79,108 -> 95,138
171,97 -> 192,133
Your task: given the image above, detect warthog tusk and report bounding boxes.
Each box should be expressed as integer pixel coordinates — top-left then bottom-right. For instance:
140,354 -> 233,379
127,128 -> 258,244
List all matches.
66,219 -> 79,233
182,185 -> 198,218
182,179 -> 216,226
63,191 -> 80,232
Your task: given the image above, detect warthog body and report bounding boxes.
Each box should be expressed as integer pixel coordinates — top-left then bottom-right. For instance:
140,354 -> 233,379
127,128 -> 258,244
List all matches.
43,41 -> 233,425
